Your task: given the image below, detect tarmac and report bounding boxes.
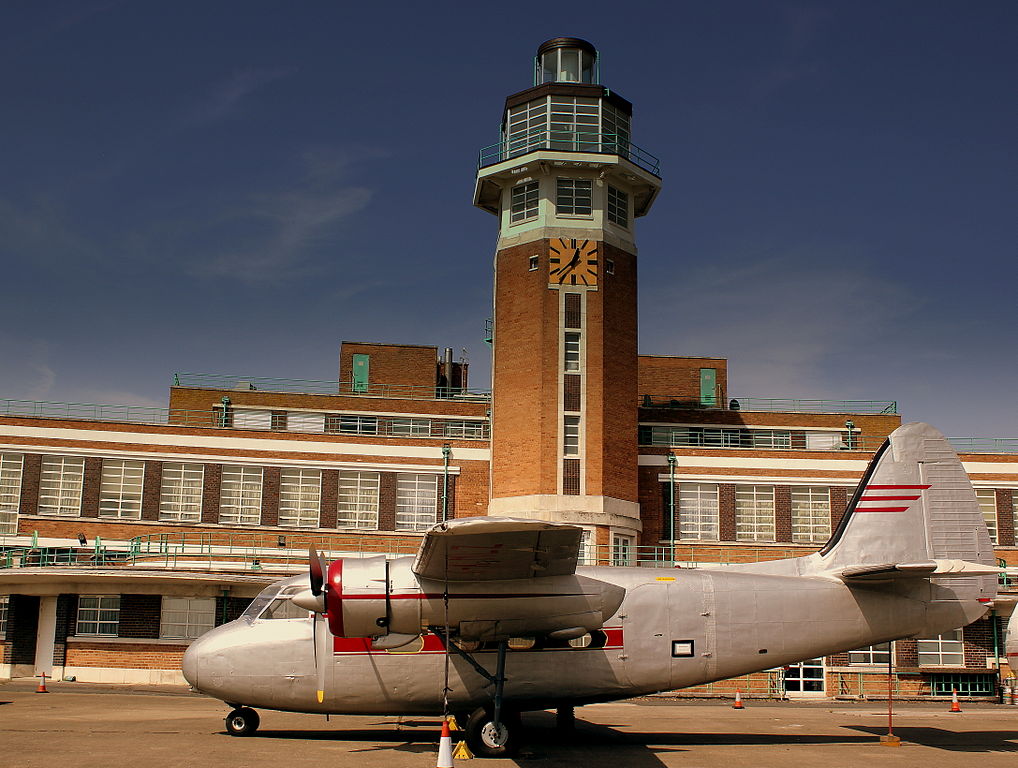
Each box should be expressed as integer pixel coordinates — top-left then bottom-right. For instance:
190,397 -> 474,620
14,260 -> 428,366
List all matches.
1,680 -> 1017,768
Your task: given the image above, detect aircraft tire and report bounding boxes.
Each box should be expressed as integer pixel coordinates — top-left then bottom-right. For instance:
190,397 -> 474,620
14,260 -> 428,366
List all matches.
225,707 -> 260,736
465,707 -> 521,758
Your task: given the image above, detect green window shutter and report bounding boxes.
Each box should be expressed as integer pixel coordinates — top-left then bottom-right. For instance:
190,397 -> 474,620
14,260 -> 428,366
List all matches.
699,368 -> 716,407
352,354 -> 370,393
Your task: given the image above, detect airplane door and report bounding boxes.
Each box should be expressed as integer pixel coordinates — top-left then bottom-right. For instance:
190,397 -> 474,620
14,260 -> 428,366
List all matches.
668,571 -> 715,689
619,582 -> 672,690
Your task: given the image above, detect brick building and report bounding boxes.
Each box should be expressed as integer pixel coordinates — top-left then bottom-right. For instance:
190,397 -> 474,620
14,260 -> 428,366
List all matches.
2,38 -> 1017,699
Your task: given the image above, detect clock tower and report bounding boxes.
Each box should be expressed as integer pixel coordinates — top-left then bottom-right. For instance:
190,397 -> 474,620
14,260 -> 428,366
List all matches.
474,38 -> 661,552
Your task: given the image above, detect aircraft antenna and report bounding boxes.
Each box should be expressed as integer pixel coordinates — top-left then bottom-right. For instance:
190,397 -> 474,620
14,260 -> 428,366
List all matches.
441,545 -> 452,719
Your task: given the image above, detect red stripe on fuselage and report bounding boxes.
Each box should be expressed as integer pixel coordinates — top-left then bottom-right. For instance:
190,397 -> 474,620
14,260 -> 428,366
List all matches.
859,496 -> 921,501
853,507 -> 911,513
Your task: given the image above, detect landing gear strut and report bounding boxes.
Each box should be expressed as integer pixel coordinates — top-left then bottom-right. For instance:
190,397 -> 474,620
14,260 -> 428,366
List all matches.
431,632 -> 522,757
225,707 -> 260,736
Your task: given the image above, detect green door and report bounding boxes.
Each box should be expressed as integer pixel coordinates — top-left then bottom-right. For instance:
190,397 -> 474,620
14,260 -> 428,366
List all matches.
352,354 -> 369,393
699,368 -> 716,407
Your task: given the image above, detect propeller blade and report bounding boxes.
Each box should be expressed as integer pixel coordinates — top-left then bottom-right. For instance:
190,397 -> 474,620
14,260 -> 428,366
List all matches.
309,547 -> 325,596
314,612 -> 328,704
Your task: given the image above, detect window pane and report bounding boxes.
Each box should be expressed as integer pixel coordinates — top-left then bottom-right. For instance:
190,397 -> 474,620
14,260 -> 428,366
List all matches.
791,486 -> 831,543
395,473 -> 438,531
159,463 -> 204,522
337,471 -> 379,529
99,459 -> 145,519
679,483 -> 718,540
160,596 -> 215,639
39,456 -> 85,516
278,468 -> 321,528
976,489 -> 997,544
219,466 -> 263,525
735,485 -> 775,541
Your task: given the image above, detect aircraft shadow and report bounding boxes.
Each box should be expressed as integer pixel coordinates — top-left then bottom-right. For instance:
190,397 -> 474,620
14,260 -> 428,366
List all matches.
237,712 -> 1018,761
846,725 -> 1018,753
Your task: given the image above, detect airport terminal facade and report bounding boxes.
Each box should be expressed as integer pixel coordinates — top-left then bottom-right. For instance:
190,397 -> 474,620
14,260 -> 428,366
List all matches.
2,39 -> 1017,700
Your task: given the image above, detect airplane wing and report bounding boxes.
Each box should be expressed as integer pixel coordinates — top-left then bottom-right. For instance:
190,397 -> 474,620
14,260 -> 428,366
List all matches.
833,559 -> 1001,582
412,517 -> 582,582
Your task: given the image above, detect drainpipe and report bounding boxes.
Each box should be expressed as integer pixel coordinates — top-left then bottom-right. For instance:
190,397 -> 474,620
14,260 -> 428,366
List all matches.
992,609 -> 1002,700
667,453 -> 677,566
220,396 -> 231,427
441,444 -> 452,522
845,420 -> 855,450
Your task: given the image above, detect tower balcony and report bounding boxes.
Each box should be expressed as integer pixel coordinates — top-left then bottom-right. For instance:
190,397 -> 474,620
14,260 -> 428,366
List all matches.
477,128 -> 660,177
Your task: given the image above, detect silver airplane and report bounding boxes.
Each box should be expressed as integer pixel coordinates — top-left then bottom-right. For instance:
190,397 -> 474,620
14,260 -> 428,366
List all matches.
182,422 -> 999,757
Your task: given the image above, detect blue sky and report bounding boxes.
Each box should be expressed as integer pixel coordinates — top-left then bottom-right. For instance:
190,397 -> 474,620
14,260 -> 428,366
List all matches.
1,2 -> 1014,438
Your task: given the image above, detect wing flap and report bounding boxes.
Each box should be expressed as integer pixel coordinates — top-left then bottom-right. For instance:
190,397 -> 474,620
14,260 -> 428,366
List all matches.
413,517 -> 582,582
833,559 -> 1000,582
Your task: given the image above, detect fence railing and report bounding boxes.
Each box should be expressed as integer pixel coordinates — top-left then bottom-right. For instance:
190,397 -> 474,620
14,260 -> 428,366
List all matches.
173,373 -> 491,402
478,129 -> 660,176
641,394 -> 899,415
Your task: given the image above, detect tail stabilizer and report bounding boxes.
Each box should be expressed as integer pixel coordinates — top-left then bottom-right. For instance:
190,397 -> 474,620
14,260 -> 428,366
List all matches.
819,422 -> 995,572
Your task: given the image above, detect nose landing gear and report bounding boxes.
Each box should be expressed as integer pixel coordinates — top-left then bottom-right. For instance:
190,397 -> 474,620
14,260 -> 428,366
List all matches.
225,707 -> 260,736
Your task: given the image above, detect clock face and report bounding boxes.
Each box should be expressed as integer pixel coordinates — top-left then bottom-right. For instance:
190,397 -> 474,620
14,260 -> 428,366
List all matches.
548,237 -> 598,287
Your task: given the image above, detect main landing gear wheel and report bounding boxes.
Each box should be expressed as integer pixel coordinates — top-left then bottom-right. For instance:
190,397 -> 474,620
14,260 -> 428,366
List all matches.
465,707 -> 521,758
225,707 -> 260,736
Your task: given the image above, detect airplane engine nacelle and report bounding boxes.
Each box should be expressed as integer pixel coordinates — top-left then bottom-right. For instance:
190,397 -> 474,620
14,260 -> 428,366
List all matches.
325,556 -> 422,639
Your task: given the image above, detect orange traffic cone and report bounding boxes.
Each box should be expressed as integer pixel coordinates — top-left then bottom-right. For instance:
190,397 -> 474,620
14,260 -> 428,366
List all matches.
732,690 -> 745,709
437,718 -> 454,767
949,689 -> 962,713
35,673 -> 49,693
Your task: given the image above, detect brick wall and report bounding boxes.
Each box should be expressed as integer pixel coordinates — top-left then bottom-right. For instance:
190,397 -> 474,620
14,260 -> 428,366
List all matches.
201,463 -> 222,524
81,457 -> 102,518
119,595 -> 161,639
217,596 -> 252,625
66,642 -> 187,670
638,356 -> 728,404
141,461 -> 163,521
18,453 -> 41,515
339,341 -> 440,393
718,484 -> 736,541
996,489 -> 1015,546
7,595 -> 39,665
774,486 -> 792,541
261,467 -> 280,526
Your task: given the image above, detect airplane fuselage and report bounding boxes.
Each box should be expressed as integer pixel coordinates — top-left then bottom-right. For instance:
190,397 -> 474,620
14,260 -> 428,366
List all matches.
183,560 -> 983,715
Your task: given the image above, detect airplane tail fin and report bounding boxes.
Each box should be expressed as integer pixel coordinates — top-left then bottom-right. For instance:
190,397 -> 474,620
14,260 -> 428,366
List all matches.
818,422 -> 995,578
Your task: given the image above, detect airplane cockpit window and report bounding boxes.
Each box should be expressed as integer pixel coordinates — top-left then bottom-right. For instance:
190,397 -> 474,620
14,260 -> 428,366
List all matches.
255,585 -> 310,620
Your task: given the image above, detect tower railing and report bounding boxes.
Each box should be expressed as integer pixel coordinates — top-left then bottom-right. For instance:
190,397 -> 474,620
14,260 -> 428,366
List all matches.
478,129 -> 660,176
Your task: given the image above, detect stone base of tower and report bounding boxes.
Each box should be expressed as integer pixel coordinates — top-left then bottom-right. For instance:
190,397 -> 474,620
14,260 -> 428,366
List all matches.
486,494 -> 641,535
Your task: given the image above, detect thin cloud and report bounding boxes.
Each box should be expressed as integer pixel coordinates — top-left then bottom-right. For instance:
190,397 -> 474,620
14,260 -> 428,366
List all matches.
0,337 -> 56,402
184,66 -> 297,126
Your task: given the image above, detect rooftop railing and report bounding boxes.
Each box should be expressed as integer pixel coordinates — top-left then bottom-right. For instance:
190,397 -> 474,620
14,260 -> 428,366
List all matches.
641,394 -> 899,415
478,129 -> 661,176
172,372 -> 492,402
0,399 -> 490,440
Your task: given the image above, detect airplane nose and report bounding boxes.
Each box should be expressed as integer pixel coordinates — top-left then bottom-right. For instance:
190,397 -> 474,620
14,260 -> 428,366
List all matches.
182,637 -> 201,689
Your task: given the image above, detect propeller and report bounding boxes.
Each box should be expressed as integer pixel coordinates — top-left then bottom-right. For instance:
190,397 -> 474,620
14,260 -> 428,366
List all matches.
304,548 -> 329,703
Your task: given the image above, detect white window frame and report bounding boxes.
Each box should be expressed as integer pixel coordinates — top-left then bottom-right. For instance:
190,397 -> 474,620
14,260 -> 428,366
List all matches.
0,453 -> 23,534
556,178 -> 593,216
76,595 -> 120,636
510,181 -> 540,224
38,455 -> 85,516
98,459 -> 145,520
395,473 -> 438,531
679,483 -> 719,540
563,416 -> 581,456
159,462 -> 204,523
160,596 -> 216,640
976,488 -> 998,545
735,485 -> 776,542
442,421 -> 486,439
0,594 -> 8,639
791,486 -> 831,543
330,414 -> 378,435
848,641 -> 893,666
219,466 -> 263,525
564,331 -> 581,372
336,471 -> 380,529
606,185 -> 628,228
278,468 -> 321,528
611,533 -> 634,566
388,418 -> 432,437
917,629 -> 965,667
